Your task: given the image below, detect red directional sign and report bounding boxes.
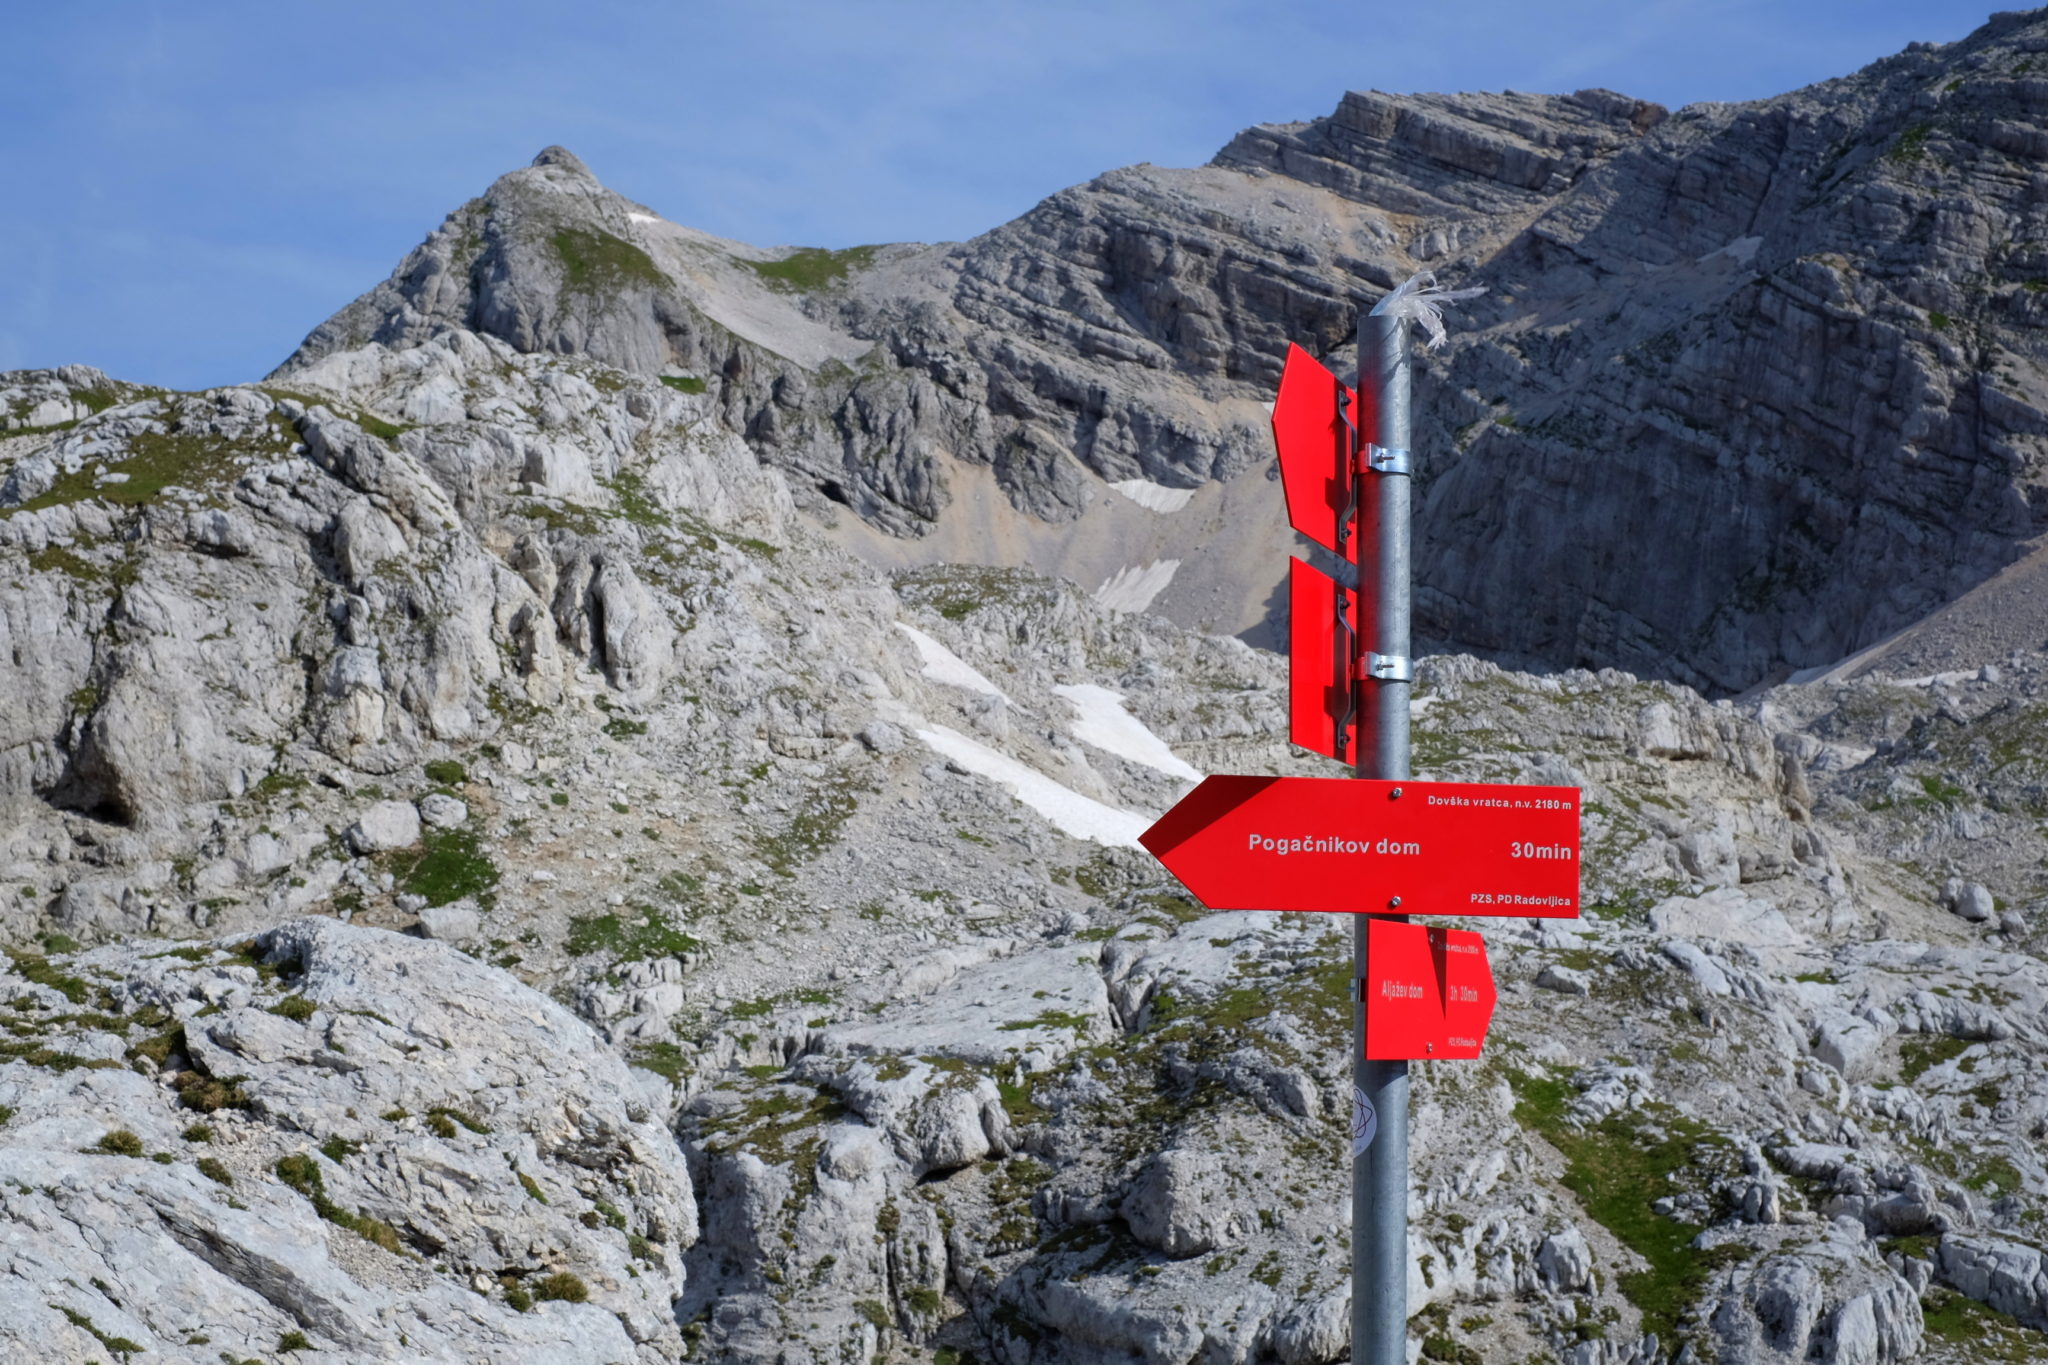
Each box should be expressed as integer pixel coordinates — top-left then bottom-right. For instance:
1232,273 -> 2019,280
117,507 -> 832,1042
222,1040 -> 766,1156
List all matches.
1139,776 -> 1582,919
1289,557 -> 1360,764
1362,922 -> 1499,1059
1363,919 -> 1439,1059
1433,928 -> 1496,1060
1273,344 -> 1358,556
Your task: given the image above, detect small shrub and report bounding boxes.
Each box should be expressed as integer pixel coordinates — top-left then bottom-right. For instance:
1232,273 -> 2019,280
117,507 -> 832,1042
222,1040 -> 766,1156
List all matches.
423,758 -> 468,786
269,995 -> 317,1022
518,1171 -> 548,1204
504,1281 -> 533,1312
279,1329 -> 312,1352
175,1071 -> 250,1113
320,1135 -> 360,1163
94,1129 -> 145,1157
198,1157 -> 233,1186
427,1106 -> 489,1136
534,1271 -> 588,1303
181,1123 -> 214,1143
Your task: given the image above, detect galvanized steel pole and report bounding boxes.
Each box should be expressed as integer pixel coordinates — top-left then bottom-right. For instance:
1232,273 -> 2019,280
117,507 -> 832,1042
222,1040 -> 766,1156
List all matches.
1352,309 -> 1411,1364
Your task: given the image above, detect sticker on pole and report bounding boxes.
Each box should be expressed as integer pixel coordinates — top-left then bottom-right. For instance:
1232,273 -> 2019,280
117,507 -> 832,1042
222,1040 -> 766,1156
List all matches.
1351,1085 -> 1377,1158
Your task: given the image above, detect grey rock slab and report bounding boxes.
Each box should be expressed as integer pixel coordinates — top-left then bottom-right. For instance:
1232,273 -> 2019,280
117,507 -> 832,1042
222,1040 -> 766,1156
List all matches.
1535,964 -> 1591,996
1938,1234 -> 2048,1329
346,799 -> 421,853
1661,940 -> 1733,996
1648,888 -> 1805,947
416,792 -> 467,828
414,900 -> 480,943
821,941 -> 1112,1073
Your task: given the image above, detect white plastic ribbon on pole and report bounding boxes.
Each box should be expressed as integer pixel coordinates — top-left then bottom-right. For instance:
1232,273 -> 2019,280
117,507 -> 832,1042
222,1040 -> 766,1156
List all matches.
1369,270 -> 1485,351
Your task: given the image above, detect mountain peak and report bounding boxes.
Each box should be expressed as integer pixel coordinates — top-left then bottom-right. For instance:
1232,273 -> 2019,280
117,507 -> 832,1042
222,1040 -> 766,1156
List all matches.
530,145 -> 594,178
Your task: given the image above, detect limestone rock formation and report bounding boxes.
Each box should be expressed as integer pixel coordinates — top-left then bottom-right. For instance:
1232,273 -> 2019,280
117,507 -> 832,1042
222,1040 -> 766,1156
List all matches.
4,11 -> 2048,1365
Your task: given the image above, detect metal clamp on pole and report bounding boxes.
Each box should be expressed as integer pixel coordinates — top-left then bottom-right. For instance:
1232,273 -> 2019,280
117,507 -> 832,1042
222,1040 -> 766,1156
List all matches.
1365,444 -> 1410,476
1360,652 -> 1413,683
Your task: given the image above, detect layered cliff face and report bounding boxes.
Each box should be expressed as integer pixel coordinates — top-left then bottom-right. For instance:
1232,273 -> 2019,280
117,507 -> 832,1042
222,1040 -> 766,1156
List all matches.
275,12 -> 2048,693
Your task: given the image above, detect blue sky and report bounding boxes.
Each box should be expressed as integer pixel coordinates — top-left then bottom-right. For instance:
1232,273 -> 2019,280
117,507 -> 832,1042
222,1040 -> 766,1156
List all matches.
0,1 -> 1998,389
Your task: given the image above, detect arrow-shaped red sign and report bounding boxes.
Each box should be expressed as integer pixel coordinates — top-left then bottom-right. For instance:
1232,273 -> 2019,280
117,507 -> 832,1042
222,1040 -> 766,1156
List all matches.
1363,920 -> 1498,1059
1139,776 -> 1581,919
1273,343 -> 1358,557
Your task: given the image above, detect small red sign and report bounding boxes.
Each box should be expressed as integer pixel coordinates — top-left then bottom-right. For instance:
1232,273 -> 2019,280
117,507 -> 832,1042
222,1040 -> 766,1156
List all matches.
1364,919 -> 1440,1059
1272,344 -> 1357,556
1138,776 -> 1581,919
1431,927 -> 1496,1060
1362,923 -> 1498,1059
1289,557 -> 1359,765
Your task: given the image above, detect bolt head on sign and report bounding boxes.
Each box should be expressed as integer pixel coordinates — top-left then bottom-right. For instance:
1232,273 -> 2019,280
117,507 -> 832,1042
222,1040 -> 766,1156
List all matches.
1139,775 -> 1582,919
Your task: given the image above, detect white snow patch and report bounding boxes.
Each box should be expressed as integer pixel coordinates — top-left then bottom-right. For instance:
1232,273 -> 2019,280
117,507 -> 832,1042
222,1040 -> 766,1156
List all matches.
1109,479 -> 1196,514
1700,235 -> 1762,267
1093,560 -> 1180,615
895,623 -> 1010,701
914,724 -> 1150,848
1053,684 -> 1201,781
626,211 -> 661,227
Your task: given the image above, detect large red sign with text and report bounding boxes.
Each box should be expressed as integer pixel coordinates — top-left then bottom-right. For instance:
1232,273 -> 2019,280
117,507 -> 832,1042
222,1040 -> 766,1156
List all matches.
1139,776 -> 1582,919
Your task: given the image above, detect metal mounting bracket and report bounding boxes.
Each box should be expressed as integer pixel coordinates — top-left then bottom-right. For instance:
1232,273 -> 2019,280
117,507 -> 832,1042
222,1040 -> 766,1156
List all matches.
1365,444 -> 1411,476
1359,652 -> 1413,682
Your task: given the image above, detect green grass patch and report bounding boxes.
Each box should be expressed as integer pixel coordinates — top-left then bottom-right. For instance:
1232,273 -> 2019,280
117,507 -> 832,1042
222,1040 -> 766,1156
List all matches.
751,771 -> 869,876
1888,122 -> 1932,164
550,227 -> 665,294
423,759 -> 467,786
1507,1070 -> 1744,1347
390,824 -> 498,908
565,904 -> 698,960
631,1041 -> 690,1085
1921,1288 -> 2038,1361
274,1152 -> 404,1253
659,375 -> 707,394
1900,1033 -> 1973,1083
6,950 -> 89,1004
52,1304 -> 142,1358
741,244 -> 878,291
15,425 -> 268,515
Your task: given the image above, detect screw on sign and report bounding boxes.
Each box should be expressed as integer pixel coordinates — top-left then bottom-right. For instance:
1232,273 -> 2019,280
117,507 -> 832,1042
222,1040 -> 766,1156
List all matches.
1135,273 -> 1529,1365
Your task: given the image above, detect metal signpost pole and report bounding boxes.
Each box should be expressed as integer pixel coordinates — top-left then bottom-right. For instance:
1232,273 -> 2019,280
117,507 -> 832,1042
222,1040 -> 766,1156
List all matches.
1353,308 -> 1411,1364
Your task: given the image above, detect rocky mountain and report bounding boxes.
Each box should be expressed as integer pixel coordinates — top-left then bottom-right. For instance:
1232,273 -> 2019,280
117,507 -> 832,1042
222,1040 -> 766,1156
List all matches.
275,9 -> 2048,696
2,8 -> 2048,1365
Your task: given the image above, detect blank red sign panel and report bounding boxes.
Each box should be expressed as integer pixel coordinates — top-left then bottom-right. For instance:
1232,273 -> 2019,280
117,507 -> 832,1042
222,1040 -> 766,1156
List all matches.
1140,776 -> 1582,919
1289,557 -> 1358,765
